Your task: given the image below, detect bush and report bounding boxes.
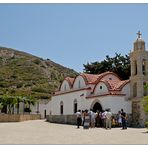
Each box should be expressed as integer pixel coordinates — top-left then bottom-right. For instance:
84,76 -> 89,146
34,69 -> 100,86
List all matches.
33,59 -> 41,65
17,83 -> 23,88
24,82 -> 33,87
0,82 -> 10,88
31,87 -> 48,93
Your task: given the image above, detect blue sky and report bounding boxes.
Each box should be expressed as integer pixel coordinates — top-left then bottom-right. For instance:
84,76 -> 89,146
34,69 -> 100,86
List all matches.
0,3 -> 148,72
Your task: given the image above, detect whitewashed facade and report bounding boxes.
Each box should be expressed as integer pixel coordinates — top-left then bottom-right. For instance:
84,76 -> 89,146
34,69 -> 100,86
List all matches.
49,72 -> 132,115
12,99 -> 50,119
47,32 -> 148,127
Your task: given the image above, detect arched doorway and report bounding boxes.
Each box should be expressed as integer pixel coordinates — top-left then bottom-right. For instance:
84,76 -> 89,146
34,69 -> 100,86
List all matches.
93,102 -> 102,112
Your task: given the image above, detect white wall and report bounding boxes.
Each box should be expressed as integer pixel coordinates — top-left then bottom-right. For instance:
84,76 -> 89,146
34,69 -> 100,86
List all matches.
32,99 -> 50,119
121,83 -> 130,100
13,102 -> 24,114
49,93 -> 132,115
73,76 -> 86,89
94,82 -> 109,95
60,80 -> 71,91
101,74 -> 120,81
13,99 -> 50,119
86,95 -> 132,114
49,90 -> 87,115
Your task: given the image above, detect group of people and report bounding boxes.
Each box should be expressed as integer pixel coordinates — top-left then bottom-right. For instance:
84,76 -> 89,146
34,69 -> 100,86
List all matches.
75,108 -> 127,130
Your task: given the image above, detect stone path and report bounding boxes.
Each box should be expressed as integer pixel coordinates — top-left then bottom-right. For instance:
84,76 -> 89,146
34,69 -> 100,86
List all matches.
0,120 -> 148,144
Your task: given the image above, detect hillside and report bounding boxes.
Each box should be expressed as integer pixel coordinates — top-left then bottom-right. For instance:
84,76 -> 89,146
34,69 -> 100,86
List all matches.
0,46 -> 78,100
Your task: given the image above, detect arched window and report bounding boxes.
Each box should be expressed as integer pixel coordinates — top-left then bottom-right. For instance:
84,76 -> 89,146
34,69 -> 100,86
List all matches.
60,101 -> 63,115
64,84 -> 67,91
142,59 -> 146,75
143,82 -> 147,96
135,61 -> 137,75
74,99 -> 77,113
78,80 -> 81,88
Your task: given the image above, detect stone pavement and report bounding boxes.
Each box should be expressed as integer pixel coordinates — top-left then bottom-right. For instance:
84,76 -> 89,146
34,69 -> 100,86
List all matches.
0,120 -> 148,144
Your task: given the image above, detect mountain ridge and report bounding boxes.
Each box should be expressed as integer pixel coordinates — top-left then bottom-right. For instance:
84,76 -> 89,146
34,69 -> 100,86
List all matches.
0,46 -> 78,100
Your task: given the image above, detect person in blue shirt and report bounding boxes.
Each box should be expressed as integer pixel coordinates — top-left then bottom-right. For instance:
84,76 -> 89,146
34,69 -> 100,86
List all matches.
121,109 -> 127,129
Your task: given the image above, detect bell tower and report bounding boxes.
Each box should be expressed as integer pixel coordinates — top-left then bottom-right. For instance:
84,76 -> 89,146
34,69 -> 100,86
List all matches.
130,31 -> 148,127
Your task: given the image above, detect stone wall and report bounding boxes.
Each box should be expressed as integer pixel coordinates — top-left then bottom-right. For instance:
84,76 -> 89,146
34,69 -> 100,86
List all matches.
46,114 -> 132,126
46,115 -> 77,125
0,114 -> 41,122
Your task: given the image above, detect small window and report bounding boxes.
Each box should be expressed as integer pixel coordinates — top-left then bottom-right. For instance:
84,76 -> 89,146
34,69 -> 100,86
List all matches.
64,84 -> 66,91
60,101 -> 63,115
133,83 -> 137,97
78,80 -> 81,88
100,86 -> 102,89
142,59 -> 146,75
74,99 -> 77,113
144,82 -> 147,96
135,61 -> 137,75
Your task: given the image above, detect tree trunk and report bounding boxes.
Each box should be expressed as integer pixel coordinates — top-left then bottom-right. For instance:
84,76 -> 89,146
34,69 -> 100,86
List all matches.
29,102 -> 30,114
17,98 -> 19,114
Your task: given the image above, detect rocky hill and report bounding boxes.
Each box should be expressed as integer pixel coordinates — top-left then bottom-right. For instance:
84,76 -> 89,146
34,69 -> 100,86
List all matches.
0,46 -> 78,100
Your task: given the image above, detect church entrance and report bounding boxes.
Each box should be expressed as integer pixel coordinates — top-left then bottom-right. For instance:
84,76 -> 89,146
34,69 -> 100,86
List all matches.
92,102 -> 102,112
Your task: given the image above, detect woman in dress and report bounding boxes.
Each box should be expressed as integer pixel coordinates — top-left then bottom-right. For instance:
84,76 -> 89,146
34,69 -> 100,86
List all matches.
117,111 -> 122,127
83,109 -> 90,129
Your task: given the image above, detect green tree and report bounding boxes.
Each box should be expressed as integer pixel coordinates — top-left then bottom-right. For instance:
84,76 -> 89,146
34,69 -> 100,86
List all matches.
0,95 -> 17,114
83,53 -> 130,80
24,95 -> 36,113
0,93 -> 37,114
142,82 -> 148,129
15,96 -> 24,114
143,83 -> 148,113
0,103 -> 3,113
144,83 -> 148,91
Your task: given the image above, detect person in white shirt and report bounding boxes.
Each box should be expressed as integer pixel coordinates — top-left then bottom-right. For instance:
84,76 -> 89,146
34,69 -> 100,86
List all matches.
102,110 -> 107,128
89,109 -> 96,128
105,109 -> 112,129
75,110 -> 82,128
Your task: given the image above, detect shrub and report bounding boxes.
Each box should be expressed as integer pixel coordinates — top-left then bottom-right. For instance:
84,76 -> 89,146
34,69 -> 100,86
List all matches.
33,59 -> 41,65
17,83 -> 23,88
0,82 -> 10,88
24,82 -> 33,87
31,87 -> 48,93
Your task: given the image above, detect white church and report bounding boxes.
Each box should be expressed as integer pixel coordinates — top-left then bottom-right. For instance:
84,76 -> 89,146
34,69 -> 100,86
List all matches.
50,72 -> 131,115
47,32 -> 148,127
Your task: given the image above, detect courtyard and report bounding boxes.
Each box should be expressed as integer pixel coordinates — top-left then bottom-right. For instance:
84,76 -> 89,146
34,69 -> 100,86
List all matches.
0,120 -> 148,144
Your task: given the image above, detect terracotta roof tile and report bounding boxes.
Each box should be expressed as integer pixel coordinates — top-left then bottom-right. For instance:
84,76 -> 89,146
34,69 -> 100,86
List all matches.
103,80 -> 129,90
65,77 -> 75,88
60,72 -> 129,94
80,71 -> 116,84
80,73 -> 100,84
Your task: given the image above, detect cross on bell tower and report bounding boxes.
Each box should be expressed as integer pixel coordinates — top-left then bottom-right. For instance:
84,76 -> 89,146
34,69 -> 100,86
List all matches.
133,30 -> 145,51
137,31 -> 142,39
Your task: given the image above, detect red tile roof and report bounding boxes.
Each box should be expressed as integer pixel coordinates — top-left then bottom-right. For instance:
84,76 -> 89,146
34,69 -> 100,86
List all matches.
58,71 -> 130,96
80,71 -> 120,84
65,77 -> 75,88
80,73 -> 100,84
